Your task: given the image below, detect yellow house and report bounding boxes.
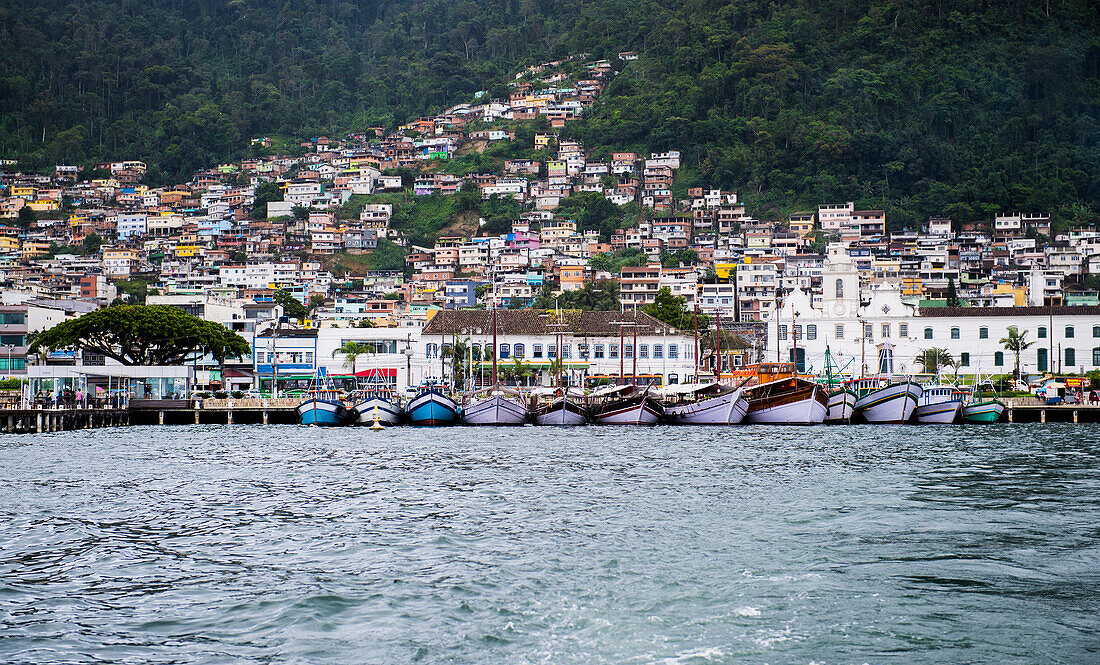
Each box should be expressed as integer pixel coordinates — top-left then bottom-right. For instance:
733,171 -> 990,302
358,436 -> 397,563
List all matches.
27,199 -> 59,211
534,133 -> 556,149
21,241 -> 50,259
901,277 -> 923,296
0,236 -> 20,254
175,243 -> 200,258
69,214 -> 89,225
11,186 -> 36,199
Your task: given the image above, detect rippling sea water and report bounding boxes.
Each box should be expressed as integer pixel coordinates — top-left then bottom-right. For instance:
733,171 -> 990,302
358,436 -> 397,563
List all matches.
1,424 -> 1098,664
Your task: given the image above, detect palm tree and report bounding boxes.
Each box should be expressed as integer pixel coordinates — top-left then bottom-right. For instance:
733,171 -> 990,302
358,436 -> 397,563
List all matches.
333,341 -> 365,380
1000,326 -> 1034,381
917,347 -> 954,377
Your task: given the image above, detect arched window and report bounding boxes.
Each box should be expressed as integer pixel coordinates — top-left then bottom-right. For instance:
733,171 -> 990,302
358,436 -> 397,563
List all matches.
979,327 -> 988,339
924,327 -> 933,340
499,343 -> 510,359
1038,326 -> 1047,339
1066,347 -> 1075,366
1065,326 -> 1075,339
994,351 -> 1004,366
807,324 -> 817,340
1093,348 -> 1100,366
835,278 -> 844,298
513,343 -> 524,358
950,327 -> 960,339
1094,326 -> 1100,338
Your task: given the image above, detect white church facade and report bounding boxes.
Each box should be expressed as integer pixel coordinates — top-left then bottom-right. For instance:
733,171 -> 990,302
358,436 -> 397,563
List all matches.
764,247 -> 1100,379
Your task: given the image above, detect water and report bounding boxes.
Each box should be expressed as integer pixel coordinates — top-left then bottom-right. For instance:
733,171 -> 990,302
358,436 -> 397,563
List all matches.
1,424 -> 1098,664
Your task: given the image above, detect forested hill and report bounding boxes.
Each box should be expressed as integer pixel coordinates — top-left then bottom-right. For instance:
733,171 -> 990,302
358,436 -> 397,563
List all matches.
2,0 -> 1098,223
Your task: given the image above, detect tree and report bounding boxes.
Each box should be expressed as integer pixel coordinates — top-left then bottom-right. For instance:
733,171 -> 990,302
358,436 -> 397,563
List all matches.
333,341 -> 366,377
16,206 -> 36,229
82,232 -> 103,254
29,305 -> 250,366
917,347 -> 955,376
1000,326 -> 1034,380
308,294 -> 326,313
661,249 -> 700,268
946,278 -> 962,308
641,287 -> 705,330
274,289 -> 308,320
250,182 -> 283,219
368,239 -> 407,272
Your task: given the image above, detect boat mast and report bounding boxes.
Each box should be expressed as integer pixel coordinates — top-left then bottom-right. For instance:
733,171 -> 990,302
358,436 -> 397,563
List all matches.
714,307 -> 722,383
632,304 -> 638,386
492,306 -> 498,393
693,303 -> 699,383
619,302 -> 625,386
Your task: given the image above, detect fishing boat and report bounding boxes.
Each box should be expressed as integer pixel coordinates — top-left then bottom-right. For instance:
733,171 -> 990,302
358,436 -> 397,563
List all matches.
350,388 -> 403,426
819,347 -> 856,423
744,376 -> 828,425
914,385 -> 964,424
850,378 -> 922,424
826,388 -> 857,423
590,384 -> 663,425
406,383 -> 460,426
464,390 -> 528,425
662,382 -> 748,425
462,307 -> 529,425
961,381 -> 1005,423
296,370 -> 352,426
531,388 -> 587,425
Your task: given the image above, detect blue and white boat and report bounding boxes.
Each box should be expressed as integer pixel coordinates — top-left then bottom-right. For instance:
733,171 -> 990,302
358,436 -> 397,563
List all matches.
296,368 -> 353,426
914,385 -> 964,424
351,391 -> 403,426
406,385 -> 460,426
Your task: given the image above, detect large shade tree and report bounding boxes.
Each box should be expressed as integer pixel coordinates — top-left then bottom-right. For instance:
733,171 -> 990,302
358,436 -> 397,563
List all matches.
29,305 -> 251,365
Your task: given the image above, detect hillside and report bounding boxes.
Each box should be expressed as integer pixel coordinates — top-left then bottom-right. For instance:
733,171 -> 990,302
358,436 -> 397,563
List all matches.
2,0 -> 1098,224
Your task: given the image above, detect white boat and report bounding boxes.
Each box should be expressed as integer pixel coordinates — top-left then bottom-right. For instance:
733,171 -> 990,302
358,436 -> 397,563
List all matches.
590,385 -> 663,425
826,388 -> 857,423
662,383 -> 748,425
850,378 -> 922,424
352,395 -> 402,426
744,377 -> 828,425
914,385 -> 964,424
463,392 -> 528,425
532,388 -> 587,425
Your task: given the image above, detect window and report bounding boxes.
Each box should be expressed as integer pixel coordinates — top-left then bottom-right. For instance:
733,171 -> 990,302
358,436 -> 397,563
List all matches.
881,323 -> 891,338
561,344 -> 572,359
924,327 -> 933,340
639,344 -> 649,359
1094,326 -> 1100,338
547,345 -> 557,359
0,358 -> 25,371
610,344 -> 619,359
994,351 -> 1004,366
864,323 -> 873,339
778,325 -> 788,341
835,278 -> 844,298
1038,348 -> 1048,372
425,344 -> 434,359
1066,347 -> 1075,366
1094,348 -> 1100,366
533,344 -> 543,358
0,334 -> 24,345
1065,326 -> 1075,339
899,324 -> 908,338
806,324 -> 817,341
668,344 -> 679,359
979,327 -> 988,339
668,373 -> 678,384
950,327 -> 960,340
0,313 -> 26,325
305,352 -> 314,364
624,344 -> 633,359
594,344 -> 605,359
513,344 -> 524,358
959,352 -> 969,366
1038,326 -> 1047,339
499,343 -> 510,359
835,324 -> 844,339
578,344 -> 589,359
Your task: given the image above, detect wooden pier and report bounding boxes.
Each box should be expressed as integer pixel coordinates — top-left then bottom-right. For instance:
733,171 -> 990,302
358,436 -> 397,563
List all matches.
1003,398 -> 1100,423
0,408 -> 131,433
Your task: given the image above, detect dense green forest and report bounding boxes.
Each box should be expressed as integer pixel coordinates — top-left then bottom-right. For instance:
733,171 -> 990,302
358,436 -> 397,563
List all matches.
1,0 -> 1097,224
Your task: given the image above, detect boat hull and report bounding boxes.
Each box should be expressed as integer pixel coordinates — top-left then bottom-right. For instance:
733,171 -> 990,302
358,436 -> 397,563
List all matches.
825,388 -> 856,423
854,382 -> 921,424
353,397 -> 402,426
463,395 -> 528,425
406,390 -> 460,426
665,388 -> 748,425
962,400 -> 1005,423
914,400 -> 962,424
533,398 -> 587,426
745,383 -> 827,425
297,399 -> 351,426
592,395 -> 663,426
